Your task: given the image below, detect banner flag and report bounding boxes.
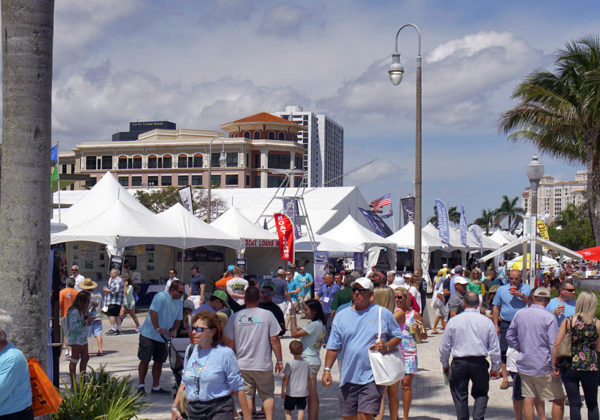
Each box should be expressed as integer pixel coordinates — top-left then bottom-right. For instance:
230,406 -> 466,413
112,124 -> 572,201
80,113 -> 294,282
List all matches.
50,164 -> 59,193
537,219 -> 549,240
313,251 -> 329,290
468,224 -> 483,248
178,186 -> 194,214
370,193 -> 392,212
381,207 -> 393,219
274,213 -> 295,264
400,197 -> 415,226
459,206 -> 468,247
50,145 -> 58,162
435,199 -> 450,244
283,198 -> 302,238
358,207 -> 393,237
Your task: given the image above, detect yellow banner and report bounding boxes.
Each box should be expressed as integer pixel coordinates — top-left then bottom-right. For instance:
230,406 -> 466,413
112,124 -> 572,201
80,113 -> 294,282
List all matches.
537,219 -> 549,240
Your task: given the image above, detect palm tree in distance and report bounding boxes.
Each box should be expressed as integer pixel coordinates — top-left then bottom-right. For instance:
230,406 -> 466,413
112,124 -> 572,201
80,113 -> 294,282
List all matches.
494,195 -> 525,230
474,209 -> 497,235
426,205 -> 461,227
499,36 -> 600,246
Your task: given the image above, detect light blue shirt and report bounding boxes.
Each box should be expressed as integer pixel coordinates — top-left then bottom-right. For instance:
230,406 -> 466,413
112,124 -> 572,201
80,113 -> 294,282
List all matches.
193,303 -> 216,315
439,308 -> 501,370
327,304 -> 403,386
0,342 -> 32,416
183,345 -> 244,402
492,283 -> 531,322
301,320 -> 325,366
287,278 -> 301,302
317,283 -> 340,314
546,297 -> 576,326
140,291 -> 183,342
294,272 -> 313,296
506,304 -> 558,376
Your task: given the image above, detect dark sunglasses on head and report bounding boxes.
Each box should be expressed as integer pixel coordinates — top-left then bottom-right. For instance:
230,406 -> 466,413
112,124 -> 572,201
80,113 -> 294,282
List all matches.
352,287 -> 368,294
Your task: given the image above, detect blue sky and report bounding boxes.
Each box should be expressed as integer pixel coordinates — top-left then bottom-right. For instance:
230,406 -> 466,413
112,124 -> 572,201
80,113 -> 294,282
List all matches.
46,0 -> 600,226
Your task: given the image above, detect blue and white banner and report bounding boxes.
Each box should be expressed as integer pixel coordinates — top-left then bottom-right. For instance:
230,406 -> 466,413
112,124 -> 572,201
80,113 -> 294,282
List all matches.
313,251 -> 329,291
468,224 -> 483,248
435,199 -> 450,245
283,198 -> 302,239
359,207 -> 393,237
400,197 -> 415,226
459,206 -> 467,247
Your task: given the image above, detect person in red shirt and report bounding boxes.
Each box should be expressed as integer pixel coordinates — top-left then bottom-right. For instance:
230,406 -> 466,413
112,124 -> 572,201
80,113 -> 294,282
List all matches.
59,277 -> 79,359
214,265 -> 235,290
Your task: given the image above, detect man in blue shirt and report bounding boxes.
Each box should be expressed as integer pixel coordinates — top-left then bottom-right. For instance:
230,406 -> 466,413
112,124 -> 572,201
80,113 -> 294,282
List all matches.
492,269 -> 531,389
546,281 -> 576,326
294,265 -> 314,309
137,280 -> 184,395
316,274 -> 340,342
322,277 -> 403,419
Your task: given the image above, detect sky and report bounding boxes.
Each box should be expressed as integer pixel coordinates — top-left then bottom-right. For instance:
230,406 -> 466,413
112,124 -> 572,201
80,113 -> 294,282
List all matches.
38,0 -> 600,225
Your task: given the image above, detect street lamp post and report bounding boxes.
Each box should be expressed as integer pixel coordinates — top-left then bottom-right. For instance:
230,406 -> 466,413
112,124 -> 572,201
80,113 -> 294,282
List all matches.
526,155 -> 544,285
207,136 -> 226,223
389,23 -> 422,273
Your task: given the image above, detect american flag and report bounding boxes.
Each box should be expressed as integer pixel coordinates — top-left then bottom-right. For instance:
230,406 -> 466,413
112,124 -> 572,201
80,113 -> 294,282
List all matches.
370,193 -> 391,212
381,207 -> 393,219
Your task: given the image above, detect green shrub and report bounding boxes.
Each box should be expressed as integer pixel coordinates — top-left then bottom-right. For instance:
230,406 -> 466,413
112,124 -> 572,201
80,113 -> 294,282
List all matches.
52,365 -> 148,420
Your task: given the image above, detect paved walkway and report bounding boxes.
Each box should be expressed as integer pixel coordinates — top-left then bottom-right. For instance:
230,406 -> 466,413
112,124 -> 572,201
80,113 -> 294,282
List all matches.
58,307 -> 583,419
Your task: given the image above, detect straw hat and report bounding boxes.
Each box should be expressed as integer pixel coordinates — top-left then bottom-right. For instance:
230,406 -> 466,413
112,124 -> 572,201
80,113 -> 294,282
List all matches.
79,278 -> 98,290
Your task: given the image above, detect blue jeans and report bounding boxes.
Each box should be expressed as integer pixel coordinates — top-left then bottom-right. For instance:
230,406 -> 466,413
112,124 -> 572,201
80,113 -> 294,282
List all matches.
560,367 -> 599,420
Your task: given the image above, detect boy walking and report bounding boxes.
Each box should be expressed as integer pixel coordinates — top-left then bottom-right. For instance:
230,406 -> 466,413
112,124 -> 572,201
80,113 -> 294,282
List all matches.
281,341 -> 310,420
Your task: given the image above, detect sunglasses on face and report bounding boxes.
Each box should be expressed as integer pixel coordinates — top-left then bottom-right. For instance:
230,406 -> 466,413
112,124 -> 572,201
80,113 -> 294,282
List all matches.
192,326 -> 209,333
352,287 -> 368,294
564,288 -> 576,292
395,296 -> 404,300
260,289 -> 273,295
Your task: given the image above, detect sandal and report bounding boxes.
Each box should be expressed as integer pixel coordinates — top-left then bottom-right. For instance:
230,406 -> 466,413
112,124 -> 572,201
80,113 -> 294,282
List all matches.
431,330 -> 439,334
97,352 -> 103,357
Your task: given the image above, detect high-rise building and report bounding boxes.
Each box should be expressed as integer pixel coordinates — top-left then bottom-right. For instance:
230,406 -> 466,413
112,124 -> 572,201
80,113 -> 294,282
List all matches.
274,105 -> 344,187
521,170 -> 587,221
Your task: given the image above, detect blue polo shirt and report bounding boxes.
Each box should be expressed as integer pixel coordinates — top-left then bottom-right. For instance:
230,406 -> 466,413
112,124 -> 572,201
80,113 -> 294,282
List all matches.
546,297 -> 576,326
492,283 -> 531,322
0,342 -> 32,416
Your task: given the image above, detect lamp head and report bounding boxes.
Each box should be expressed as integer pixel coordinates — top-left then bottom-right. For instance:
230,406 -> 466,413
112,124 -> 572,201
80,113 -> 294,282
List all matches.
526,154 -> 544,183
219,151 -> 226,167
388,53 -> 404,86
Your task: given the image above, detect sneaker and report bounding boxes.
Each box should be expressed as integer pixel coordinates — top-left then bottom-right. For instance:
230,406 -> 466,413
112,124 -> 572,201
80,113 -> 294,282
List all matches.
137,387 -> 146,396
105,329 -> 118,335
116,329 -> 122,335
151,388 -> 170,394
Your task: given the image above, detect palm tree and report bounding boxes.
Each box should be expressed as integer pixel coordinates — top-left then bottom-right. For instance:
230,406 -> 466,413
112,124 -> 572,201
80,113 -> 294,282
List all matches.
0,0 -> 54,366
554,203 -> 587,227
426,205 -> 461,227
494,195 -> 525,230
499,36 -> 600,246
474,208 -> 497,235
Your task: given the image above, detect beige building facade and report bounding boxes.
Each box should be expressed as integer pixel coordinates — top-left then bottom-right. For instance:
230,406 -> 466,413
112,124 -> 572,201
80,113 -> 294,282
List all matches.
522,170 -> 587,221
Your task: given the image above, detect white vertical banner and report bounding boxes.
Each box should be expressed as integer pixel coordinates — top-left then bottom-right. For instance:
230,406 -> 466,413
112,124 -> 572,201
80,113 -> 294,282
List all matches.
178,186 -> 194,214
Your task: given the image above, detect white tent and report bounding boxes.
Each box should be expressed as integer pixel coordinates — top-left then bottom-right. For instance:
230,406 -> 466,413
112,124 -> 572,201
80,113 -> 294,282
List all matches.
211,207 -> 277,242
295,233 -> 360,254
489,230 -> 518,246
388,222 -> 444,252
156,204 -> 239,249
423,223 -> 466,251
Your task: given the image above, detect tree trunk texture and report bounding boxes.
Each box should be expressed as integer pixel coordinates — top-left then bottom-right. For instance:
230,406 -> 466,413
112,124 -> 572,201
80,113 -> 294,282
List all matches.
585,144 -> 600,246
0,0 -> 54,364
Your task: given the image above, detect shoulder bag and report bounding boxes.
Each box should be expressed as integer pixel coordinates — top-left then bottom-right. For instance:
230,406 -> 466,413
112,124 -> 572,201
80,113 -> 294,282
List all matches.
28,358 -> 62,416
369,307 -> 405,386
556,317 -> 572,358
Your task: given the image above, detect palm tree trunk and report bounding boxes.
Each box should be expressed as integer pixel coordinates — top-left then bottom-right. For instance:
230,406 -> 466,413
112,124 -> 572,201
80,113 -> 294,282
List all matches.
0,0 -> 54,365
585,142 -> 600,246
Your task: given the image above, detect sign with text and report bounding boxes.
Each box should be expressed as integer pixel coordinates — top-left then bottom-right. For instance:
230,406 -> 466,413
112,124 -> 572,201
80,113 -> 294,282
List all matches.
537,220 -> 549,240
244,239 -> 279,247
274,213 -> 295,264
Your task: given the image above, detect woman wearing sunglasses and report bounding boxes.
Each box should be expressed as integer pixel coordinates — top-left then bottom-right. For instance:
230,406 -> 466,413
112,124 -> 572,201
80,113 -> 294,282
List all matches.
172,312 -> 251,420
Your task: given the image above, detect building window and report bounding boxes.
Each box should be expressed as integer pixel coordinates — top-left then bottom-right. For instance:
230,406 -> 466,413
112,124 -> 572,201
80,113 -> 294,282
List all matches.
191,175 -> 202,186
193,155 -> 202,168
133,156 -> 142,169
268,176 -> 283,188
71,164 -> 75,173
226,153 -> 238,167
254,176 -> 260,188
254,153 -> 260,168
148,176 -> 159,187
118,176 -> 129,187
61,164 -> 67,174
278,132 -> 285,140
268,153 -> 290,169
178,175 -> 188,186
225,174 -> 238,186
148,156 -> 157,169
118,157 -> 128,169
253,131 -> 260,139
178,155 -> 188,168
188,157 -> 193,167
212,153 -> 227,167
86,156 -> 97,170
268,131 -> 275,140
245,175 -> 250,186
131,176 -> 142,187
161,176 -> 172,186
85,177 -> 96,188
163,155 -> 172,169
101,156 -> 113,170
210,175 -> 221,187
245,153 -> 249,168
243,131 -> 250,139
295,155 -> 302,169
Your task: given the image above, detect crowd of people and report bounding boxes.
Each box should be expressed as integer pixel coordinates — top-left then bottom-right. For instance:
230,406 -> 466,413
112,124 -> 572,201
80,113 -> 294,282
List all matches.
12,258 -> 596,420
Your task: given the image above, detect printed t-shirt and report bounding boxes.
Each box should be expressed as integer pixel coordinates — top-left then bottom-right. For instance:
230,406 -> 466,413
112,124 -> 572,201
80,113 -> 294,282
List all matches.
294,272 -> 313,296
287,278 -> 301,302
226,277 -> 249,305
59,287 -> 79,318
224,307 -> 281,371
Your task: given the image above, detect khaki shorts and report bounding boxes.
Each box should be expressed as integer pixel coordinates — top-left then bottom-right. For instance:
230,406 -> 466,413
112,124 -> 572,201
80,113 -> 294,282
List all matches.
519,373 -> 565,401
240,369 -> 274,401
309,364 -> 320,379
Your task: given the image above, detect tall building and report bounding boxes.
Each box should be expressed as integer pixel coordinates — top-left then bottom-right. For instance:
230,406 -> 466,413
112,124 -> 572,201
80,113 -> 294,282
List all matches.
521,170 -> 587,221
274,105 -> 344,187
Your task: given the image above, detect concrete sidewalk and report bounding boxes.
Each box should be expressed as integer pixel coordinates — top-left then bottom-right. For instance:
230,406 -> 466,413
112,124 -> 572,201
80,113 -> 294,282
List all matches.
58,310 -> 578,419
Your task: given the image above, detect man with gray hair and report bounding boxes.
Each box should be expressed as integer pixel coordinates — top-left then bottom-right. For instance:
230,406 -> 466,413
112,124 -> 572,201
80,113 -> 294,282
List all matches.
103,268 -> 124,335
71,265 -> 85,291
440,292 -> 500,420
0,310 -> 34,419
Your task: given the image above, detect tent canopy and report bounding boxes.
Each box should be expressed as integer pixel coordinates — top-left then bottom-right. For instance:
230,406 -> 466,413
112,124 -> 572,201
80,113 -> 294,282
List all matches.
321,215 -> 397,250
295,233 -> 360,254
387,221 -> 444,252
478,236 -> 583,263
210,207 -> 277,241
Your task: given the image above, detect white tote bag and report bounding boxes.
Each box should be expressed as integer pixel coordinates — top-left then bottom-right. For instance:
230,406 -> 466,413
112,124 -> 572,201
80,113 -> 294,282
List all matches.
369,306 -> 405,386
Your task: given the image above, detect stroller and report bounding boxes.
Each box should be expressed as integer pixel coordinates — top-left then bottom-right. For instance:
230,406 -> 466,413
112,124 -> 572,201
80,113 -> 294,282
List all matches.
169,337 -> 191,388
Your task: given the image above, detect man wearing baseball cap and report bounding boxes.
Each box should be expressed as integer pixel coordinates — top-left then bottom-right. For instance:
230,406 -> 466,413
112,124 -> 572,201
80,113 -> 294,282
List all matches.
506,287 -> 565,418
322,277 -> 403,418
193,290 -> 228,315
448,276 -> 468,319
